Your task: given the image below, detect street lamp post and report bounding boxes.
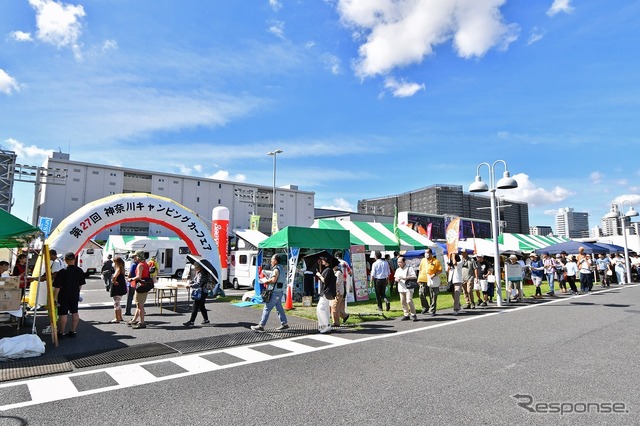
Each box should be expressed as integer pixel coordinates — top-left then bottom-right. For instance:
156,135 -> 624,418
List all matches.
267,149 -> 283,234
469,160 -> 518,307
604,201 -> 639,284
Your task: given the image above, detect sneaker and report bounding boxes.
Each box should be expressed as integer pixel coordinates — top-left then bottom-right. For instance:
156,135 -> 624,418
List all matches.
201,320 -> 210,325
401,315 -> 411,321
57,331 -> 65,340
385,301 -> 391,311
127,320 -> 138,326
421,308 -> 429,315
480,302 -> 488,307
412,315 -> 418,322
546,291 -> 555,296
343,314 -> 350,324
132,322 -> 146,329
276,324 -> 289,331
319,326 -> 331,334
464,304 -> 471,309
183,321 -> 194,327
471,303 -> 476,309
66,331 -> 77,338
430,312 -> 436,317
251,324 -> 265,333
453,311 -> 459,316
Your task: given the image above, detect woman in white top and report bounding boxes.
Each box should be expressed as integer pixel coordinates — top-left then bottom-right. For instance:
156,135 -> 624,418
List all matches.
613,253 -> 626,284
394,256 -> 418,322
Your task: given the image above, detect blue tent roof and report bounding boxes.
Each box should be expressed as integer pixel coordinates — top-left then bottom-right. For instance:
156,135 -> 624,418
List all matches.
534,241 -> 608,255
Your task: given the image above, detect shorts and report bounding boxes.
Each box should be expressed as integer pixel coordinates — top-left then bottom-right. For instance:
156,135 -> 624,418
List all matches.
134,291 -> 148,305
508,280 -> 523,291
58,297 -> 79,315
479,279 -> 488,292
532,276 -> 542,286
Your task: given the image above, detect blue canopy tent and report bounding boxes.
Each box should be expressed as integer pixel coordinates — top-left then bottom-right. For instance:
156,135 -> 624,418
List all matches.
535,241 -> 608,255
594,242 -> 626,253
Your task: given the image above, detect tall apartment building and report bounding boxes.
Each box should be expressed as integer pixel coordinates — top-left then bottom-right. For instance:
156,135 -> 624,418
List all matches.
358,184 -> 530,234
555,207 -> 589,238
35,152 -> 315,239
600,203 -> 632,237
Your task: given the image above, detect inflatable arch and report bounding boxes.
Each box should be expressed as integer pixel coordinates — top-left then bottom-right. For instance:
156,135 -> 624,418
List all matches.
29,193 -> 222,305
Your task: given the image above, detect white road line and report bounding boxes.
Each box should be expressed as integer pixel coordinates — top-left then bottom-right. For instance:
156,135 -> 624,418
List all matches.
0,285 -> 635,411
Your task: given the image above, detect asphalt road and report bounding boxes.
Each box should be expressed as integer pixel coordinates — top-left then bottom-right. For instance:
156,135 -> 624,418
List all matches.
1,282 -> 639,425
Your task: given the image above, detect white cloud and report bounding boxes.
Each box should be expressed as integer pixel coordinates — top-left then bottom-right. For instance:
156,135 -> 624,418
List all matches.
269,0 -> 282,11
0,69 -> 21,95
193,165 -> 203,173
497,173 -> 574,207
206,170 -> 247,182
336,0 -> 519,78
29,0 -> 85,50
321,53 -> 342,75
527,27 -> 545,45
320,198 -> 355,212
10,31 -> 33,42
590,171 -> 604,184
547,0 -> 574,17
613,194 -> 640,206
267,20 -> 285,39
102,39 -> 118,52
3,138 -> 53,160
383,76 -> 425,97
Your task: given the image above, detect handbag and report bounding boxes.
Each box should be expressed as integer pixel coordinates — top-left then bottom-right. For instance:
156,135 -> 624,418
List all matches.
191,288 -> 202,300
405,279 -> 418,290
447,280 -> 454,293
135,277 -> 155,293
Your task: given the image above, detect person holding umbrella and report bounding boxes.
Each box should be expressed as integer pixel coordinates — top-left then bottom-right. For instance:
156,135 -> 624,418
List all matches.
251,255 -> 289,333
183,262 -> 213,326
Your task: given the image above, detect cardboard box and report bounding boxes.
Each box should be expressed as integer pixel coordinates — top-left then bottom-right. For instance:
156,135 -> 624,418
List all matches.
0,288 -> 22,311
0,276 -> 20,289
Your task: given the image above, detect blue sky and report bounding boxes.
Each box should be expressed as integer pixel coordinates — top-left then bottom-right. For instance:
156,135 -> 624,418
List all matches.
1,0 -> 639,231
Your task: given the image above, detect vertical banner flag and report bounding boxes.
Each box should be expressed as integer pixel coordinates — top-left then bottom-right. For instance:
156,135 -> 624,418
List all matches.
446,217 -> 461,256
287,247 -> 300,291
212,207 -> 229,281
250,215 -> 260,231
271,211 -> 279,234
470,220 -> 478,255
38,217 -> 53,238
393,205 -> 401,249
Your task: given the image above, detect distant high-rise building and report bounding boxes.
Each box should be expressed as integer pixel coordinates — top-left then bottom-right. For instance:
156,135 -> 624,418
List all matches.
358,184 -> 530,234
600,203 -> 632,237
530,226 -> 553,236
555,207 -> 589,238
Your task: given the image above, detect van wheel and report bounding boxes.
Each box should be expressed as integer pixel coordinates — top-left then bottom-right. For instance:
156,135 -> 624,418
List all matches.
174,269 -> 184,279
233,278 -> 240,290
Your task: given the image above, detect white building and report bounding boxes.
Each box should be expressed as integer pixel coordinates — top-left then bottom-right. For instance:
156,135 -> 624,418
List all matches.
600,203 -> 632,237
529,226 -> 553,236
36,152 -> 315,240
555,207 -> 589,238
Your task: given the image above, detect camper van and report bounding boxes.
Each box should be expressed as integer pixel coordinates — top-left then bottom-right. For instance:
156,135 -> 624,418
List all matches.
228,250 -> 259,289
105,236 -> 190,278
77,242 -> 104,277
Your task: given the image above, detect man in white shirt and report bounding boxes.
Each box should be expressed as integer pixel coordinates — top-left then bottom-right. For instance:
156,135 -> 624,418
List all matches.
370,252 -> 391,311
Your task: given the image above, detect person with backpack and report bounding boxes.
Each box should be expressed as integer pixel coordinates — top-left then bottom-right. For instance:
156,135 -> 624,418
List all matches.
183,263 -> 213,327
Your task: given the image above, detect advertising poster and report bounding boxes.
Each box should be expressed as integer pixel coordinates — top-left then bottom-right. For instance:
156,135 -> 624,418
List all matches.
351,245 -> 369,302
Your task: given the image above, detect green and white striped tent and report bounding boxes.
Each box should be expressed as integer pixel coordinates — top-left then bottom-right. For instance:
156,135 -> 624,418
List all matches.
312,219 -> 438,251
499,233 -> 570,253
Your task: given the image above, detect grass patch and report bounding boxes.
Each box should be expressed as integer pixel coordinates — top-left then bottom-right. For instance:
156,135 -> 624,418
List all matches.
227,280 -> 589,324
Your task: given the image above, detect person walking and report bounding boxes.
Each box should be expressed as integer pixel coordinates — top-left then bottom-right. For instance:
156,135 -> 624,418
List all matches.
53,252 -> 86,338
578,254 -> 593,293
596,253 -> 611,287
101,254 -> 114,292
448,253 -> 463,315
613,253 -> 626,285
109,256 -> 127,323
475,255 -> 491,306
124,255 -> 138,316
418,248 -> 442,316
251,255 -> 288,332
542,252 -> 557,296
394,256 -> 418,321
370,252 -> 391,312
460,251 -> 476,309
529,253 -> 544,299
183,263 -> 213,326
315,256 -> 336,333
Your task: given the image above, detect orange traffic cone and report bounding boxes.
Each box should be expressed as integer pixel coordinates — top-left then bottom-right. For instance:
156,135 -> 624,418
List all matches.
285,285 -> 294,310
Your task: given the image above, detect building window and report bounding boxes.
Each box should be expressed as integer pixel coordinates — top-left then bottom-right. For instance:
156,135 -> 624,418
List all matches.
173,180 -> 179,184
109,182 -> 115,186
197,181 -> 200,186
197,197 -> 200,202
73,178 -> 80,182
71,197 -> 78,201
92,171 -> 99,175
219,184 -> 222,189
73,168 -> 81,172
218,199 -> 221,204
158,187 -> 164,191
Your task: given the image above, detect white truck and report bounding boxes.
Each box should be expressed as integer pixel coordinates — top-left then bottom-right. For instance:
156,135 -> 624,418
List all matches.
105,236 -> 190,278
227,229 -> 269,289
77,241 -> 104,277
